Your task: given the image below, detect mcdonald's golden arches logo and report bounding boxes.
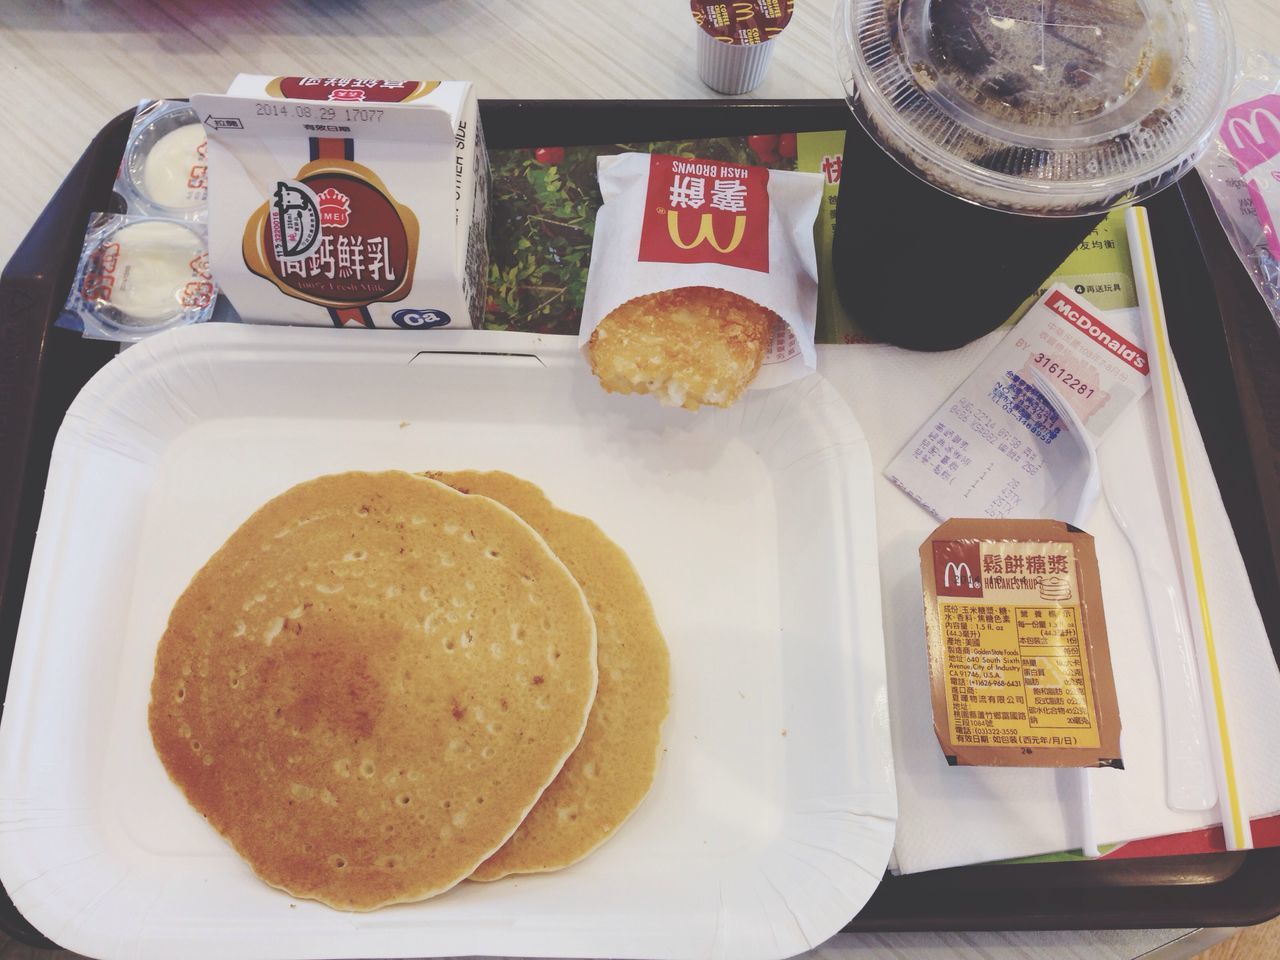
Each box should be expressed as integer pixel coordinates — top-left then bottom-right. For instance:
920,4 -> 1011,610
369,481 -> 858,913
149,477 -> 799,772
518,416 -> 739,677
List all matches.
666,211 -> 748,253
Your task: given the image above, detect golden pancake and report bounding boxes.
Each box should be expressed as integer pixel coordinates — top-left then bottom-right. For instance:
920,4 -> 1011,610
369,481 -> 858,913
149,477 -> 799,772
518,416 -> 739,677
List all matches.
429,471 -> 670,880
149,471 -> 597,910
586,286 -> 777,410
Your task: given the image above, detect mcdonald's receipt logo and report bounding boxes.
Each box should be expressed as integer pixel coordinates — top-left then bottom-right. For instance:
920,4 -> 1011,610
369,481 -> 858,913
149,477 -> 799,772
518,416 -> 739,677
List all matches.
638,154 -> 769,272
933,541 -> 984,598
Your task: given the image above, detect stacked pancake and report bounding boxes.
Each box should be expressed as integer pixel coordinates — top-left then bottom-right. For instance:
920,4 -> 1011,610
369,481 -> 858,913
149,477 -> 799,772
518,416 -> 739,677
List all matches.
1039,576 -> 1073,602
149,470 -> 669,910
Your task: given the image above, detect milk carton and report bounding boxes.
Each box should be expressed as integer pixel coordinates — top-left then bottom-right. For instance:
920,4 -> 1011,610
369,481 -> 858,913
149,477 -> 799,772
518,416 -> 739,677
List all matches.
192,75 -> 488,328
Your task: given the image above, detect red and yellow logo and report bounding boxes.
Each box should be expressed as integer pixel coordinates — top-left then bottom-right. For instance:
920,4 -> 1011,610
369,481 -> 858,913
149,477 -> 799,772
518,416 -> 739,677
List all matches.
242,158 -> 418,309
933,541 -> 984,599
638,154 -> 769,272
265,77 -> 440,103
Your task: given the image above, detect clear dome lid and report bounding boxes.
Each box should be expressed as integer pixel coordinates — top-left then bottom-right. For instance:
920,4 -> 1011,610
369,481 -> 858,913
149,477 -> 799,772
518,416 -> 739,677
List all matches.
836,0 -> 1236,215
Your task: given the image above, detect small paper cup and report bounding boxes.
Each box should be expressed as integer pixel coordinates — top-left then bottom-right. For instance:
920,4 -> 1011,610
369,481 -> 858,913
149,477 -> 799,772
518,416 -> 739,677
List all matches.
696,29 -> 775,95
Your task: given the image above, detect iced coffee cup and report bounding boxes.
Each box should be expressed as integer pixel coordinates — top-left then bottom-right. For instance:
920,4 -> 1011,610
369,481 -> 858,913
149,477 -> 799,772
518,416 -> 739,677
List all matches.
832,0 -> 1235,350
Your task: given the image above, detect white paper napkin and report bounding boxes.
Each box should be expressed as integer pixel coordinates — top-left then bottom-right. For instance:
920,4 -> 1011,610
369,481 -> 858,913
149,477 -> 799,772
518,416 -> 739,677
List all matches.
816,334 -> 1280,874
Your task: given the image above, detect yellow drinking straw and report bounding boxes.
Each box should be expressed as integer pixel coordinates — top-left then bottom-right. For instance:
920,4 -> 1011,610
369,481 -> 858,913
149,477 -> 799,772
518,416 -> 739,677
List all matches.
1125,206 -> 1252,850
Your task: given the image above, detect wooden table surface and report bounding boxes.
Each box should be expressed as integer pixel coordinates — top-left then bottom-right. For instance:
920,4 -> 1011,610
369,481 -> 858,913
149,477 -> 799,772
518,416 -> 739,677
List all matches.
1,1 -> 1275,957
5,0 -> 1276,269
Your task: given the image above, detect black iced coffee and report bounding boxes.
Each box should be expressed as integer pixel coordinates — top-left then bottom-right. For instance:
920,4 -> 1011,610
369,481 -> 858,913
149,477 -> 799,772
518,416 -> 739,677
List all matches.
833,0 -> 1234,349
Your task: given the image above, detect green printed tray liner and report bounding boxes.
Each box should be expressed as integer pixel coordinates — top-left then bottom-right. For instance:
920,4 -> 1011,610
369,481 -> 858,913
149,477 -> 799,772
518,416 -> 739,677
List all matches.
483,135 -> 796,335
482,132 -> 1135,343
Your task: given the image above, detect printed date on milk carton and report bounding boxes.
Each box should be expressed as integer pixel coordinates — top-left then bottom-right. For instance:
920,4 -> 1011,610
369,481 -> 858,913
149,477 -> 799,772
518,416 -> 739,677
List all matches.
887,284 -> 1152,522
192,75 -> 489,329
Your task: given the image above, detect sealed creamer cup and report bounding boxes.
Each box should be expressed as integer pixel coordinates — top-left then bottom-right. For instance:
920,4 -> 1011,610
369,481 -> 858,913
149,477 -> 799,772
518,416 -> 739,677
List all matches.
692,0 -> 794,95
64,214 -> 217,341
580,152 -> 821,410
116,100 -> 209,219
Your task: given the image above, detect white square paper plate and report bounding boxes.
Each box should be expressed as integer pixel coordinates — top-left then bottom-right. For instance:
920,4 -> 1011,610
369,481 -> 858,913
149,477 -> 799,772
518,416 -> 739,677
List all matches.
0,325 -> 896,960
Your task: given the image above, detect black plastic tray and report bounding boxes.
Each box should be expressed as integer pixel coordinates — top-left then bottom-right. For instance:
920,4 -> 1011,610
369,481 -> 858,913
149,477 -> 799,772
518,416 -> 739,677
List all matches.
2,100 -> 1279,949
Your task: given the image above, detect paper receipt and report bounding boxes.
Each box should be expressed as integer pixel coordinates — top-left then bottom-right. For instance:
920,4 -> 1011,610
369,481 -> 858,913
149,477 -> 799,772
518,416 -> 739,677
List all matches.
887,284 -> 1152,521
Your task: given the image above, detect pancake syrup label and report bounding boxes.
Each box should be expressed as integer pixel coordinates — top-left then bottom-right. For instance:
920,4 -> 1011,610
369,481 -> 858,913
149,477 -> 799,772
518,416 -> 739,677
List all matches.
920,520 -> 1123,769
638,154 -> 770,272
242,159 -> 418,308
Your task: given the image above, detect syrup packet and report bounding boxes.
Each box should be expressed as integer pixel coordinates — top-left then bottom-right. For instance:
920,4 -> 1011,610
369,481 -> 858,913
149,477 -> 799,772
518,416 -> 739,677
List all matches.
922,518 -> 1123,768
192,75 -> 488,329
